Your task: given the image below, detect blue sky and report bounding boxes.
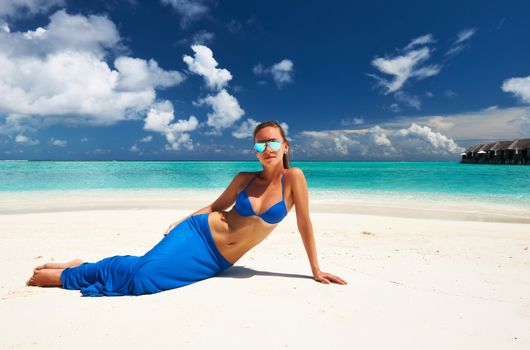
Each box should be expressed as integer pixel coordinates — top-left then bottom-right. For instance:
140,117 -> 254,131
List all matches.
1,0 -> 529,160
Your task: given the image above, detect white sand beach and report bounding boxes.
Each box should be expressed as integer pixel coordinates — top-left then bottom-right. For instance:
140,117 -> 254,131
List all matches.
1,191 -> 529,349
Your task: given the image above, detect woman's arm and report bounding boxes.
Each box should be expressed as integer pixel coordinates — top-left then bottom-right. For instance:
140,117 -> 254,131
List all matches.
291,168 -> 347,285
164,172 -> 247,235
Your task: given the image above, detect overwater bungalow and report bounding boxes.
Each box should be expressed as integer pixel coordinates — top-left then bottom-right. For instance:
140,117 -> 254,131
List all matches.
508,138 -> 530,165
461,138 -> 530,165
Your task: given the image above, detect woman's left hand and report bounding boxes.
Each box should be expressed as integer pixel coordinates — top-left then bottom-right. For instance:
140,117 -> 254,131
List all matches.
313,271 -> 348,285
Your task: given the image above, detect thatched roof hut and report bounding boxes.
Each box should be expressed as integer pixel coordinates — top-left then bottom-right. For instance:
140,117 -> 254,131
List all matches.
464,145 -> 475,153
469,144 -> 485,153
479,143 -> 496,152
462,138 -> 530,164
491,141 -> 513,151
507,138 -> 530,150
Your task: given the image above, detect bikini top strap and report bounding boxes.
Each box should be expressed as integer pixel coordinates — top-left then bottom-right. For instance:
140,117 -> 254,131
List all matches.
243,172 -> 259,191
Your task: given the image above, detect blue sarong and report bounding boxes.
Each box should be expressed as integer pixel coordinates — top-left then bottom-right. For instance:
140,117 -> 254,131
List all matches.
61,214 -> 233,297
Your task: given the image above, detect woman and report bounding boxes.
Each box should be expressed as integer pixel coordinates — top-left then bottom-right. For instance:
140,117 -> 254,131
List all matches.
27,121 -> 347,296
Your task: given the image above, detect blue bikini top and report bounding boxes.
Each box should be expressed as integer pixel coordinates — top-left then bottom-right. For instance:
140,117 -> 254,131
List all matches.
234,173 -> 288,224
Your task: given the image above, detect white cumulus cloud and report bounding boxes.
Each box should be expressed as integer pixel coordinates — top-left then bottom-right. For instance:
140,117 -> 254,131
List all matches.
0,0 -> 64,18
144,100 -> 198,151
15,134 -> 39,145
271,59 -> 294,87
0,50 -> 155,125
0,10 -> 122,58
382,106 -> 530,142
395,123 -> 461,154
253,59 -> 294,88
50,137 -> 67,147
183,45 -> 248,136
191,30 -> 214,45
297,123 -> 461,160
165,132 -> 193,151
198,89 -> 244,131
0,10 -> 185,134
502,76 -> 530,103
115,56 -> 184,91
371,46 -> 440,94
160,0 -> 210,28
299,129 -> 365,157
183,45 -> 232,91
232,118 -> 260,139
279,122 -> 289,136
371,126 -> 394,147
231,119 -> 288,139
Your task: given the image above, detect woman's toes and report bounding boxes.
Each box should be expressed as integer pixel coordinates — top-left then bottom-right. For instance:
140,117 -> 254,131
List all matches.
26,274 -> 36,286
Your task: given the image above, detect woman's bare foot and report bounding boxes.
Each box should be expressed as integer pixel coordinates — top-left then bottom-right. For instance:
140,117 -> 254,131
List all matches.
34,259 -> 84,273
26,268 -> 63,287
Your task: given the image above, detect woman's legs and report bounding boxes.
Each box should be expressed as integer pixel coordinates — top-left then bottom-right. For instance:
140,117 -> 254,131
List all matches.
27,259 -> 85,287
61,255 -> 141,296
25,214 -> 232,296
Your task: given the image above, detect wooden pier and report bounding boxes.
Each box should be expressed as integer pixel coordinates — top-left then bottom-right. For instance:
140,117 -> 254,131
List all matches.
461,139 -> 530,165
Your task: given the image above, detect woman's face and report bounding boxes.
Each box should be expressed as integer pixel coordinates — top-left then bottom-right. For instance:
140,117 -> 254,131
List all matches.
254,126 -> 288,166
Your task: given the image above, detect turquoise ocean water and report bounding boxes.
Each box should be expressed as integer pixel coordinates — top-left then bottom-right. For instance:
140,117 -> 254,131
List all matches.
1,161 -> 529,207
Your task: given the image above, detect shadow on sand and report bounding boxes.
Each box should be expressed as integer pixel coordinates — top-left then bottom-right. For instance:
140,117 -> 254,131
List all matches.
216,265 -> 312,280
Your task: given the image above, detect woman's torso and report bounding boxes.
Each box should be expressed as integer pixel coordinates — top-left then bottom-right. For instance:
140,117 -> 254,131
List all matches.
207,170 -> 294,264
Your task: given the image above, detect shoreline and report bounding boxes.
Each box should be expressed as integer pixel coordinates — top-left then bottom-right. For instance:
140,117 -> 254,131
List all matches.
1,188 -> 530,223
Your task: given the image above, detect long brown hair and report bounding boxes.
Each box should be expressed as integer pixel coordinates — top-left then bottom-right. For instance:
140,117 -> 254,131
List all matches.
253,121 -> 290,169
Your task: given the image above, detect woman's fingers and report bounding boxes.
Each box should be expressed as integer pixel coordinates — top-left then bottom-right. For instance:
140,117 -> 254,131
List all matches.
315,272 -> 348,285
327,273 -> 347,285
331,275 -> 348,285
163,225 -> 173,236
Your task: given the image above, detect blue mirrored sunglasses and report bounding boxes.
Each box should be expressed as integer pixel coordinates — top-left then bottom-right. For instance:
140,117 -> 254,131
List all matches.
254,140 -> 282,153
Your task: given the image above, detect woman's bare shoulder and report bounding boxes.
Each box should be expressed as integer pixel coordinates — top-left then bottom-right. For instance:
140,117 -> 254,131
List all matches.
285,167 -> 305,178
232,171 -> 258,185
284,168 -> 307,189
